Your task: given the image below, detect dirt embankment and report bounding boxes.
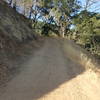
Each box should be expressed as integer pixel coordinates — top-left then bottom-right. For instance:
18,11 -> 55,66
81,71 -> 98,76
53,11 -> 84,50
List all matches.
0,0 -> 35,41
0,36 -> 43,86
0,1 -> 42,86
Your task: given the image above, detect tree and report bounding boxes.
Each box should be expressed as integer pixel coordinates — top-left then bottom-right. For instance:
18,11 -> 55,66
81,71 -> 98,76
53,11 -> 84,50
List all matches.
83,0 -> 100,12
73,10 -> 100,54
39,0 -> 80,37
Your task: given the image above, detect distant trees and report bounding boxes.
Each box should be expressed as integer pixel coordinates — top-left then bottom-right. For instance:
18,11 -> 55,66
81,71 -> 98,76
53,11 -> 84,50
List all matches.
33,0 -> 81,37
72,10 -> 100,55
5,0 -> 80,37
22,0 -> 33,16
83,0 -> 100,11
6,0 -> 33,16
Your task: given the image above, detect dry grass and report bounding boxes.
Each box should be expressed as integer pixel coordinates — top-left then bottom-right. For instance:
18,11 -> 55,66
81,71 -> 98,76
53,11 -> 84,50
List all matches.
62,39 -> 100,73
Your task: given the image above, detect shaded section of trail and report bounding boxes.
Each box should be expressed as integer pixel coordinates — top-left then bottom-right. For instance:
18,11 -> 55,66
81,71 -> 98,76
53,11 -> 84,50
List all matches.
0,38 -> 100,100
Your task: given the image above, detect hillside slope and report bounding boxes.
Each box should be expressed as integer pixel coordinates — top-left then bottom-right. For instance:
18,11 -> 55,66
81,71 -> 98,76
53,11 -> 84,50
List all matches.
0,1 -> 41,86
0,1 -> 35,41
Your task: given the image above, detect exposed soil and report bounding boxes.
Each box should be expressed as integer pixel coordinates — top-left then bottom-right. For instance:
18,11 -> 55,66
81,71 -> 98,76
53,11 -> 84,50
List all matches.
0,35 -> 44,87
0,0 -> 40,86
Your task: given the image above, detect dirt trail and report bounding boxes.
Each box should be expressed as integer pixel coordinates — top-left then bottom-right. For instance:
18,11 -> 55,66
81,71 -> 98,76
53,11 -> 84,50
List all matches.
0,38 -> 100,100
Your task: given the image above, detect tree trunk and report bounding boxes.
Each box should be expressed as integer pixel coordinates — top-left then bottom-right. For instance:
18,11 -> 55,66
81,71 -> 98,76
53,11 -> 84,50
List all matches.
60,26 -> 65,38
29,5 -> 33,19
